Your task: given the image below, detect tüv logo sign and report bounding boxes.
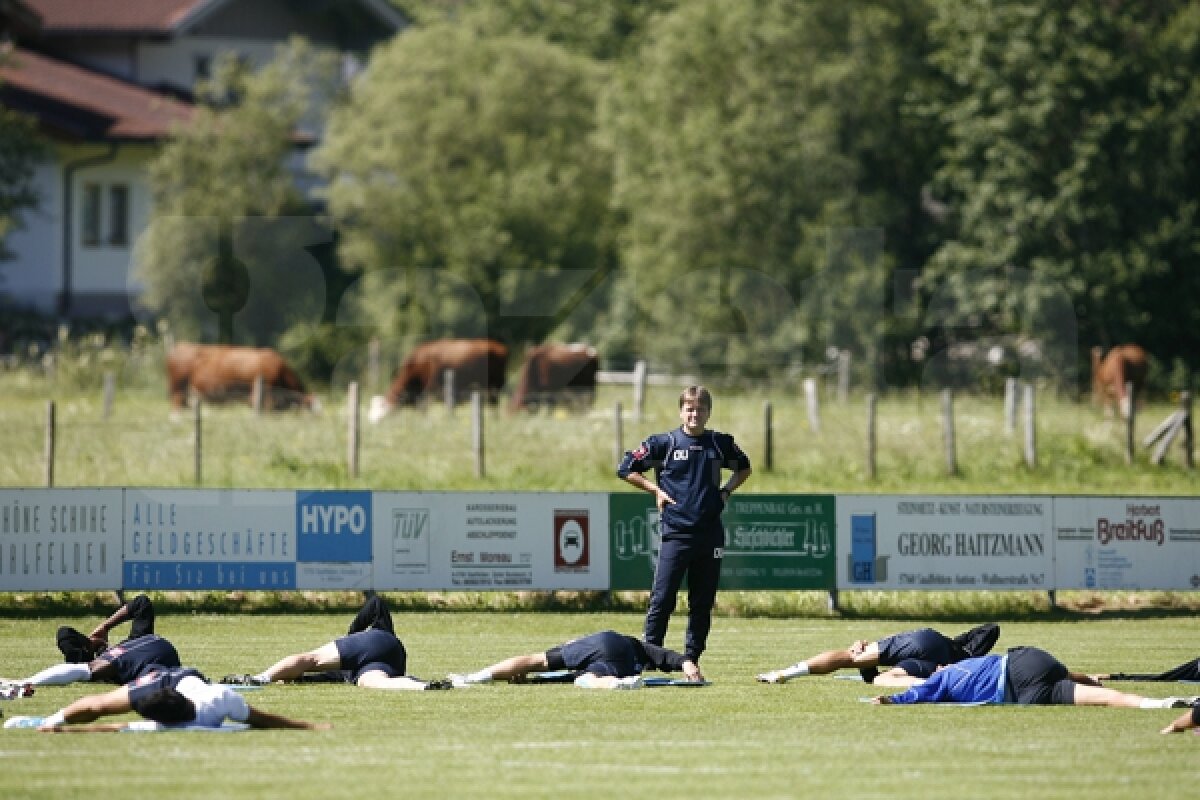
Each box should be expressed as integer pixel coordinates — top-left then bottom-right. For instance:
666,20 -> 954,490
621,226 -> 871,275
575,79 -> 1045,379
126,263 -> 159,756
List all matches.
296,491 -> 373,563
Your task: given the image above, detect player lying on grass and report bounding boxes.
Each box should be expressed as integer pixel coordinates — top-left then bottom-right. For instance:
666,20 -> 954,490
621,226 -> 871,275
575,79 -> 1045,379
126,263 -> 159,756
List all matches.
18,594 -> 181,688
6,666 -> 328,732
757,623 -> 1000,687
1096,655 -> 1200,683
449,629 -> 704,689
227,594 -> 450,691
870,645 -> 1198,708
1162,703 -> 1200,734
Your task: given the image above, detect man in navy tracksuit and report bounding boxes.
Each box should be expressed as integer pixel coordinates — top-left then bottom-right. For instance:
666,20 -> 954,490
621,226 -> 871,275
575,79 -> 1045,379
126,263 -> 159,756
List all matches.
617,385 -> 752,671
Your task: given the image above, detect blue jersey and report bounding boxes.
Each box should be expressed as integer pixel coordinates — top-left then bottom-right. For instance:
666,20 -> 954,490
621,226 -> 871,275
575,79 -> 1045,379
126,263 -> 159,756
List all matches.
555,630 -> 690,677
886,655 -> 1008,705
96,634 -> 181,684
617,427 -> 750,534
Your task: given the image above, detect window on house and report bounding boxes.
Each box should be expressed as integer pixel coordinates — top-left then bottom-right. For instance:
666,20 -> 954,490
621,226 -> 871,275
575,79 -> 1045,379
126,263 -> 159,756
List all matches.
195,54 -> 211,81
108,185 -> 129,246
82,183 -> 102,246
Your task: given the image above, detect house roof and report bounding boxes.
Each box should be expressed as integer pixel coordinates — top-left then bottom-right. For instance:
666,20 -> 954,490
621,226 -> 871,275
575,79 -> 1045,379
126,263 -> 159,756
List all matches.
23,0 -> 205,34
23,0 -> 405,36
0,46 -> 193,140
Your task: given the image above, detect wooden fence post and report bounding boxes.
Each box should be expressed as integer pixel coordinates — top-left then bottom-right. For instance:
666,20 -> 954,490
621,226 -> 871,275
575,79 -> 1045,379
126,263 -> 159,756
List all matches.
444,369 -> 456,415
1124,380 -> 1135,465
1023,383 -> 1037,469
613,402 -> 624,466
347,381 -> 360,479
252,374 -> 264,413
866,393 -> 877,480
804,378 -> 820,433
1183,391 -> 1194,469
44,400 -> 55,488
472,390 -> 485,478
102,371 -> 115,420
941,389 -> 957,476
1004,377 -> 1017,435
367,337 -> 381,394
632,360 -> 647,421
763,401 -> 773,472
193,399 -> 203,486
837,350 -> 851,404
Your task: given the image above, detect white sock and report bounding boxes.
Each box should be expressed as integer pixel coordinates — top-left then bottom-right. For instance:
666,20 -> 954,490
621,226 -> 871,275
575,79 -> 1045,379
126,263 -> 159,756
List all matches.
42,710 -> 66,727
1140,697 -> 1171,709
780,662 -> 810,679
467,670 -> 493,684
24,663 -> 91,686
253,673 -> 271,683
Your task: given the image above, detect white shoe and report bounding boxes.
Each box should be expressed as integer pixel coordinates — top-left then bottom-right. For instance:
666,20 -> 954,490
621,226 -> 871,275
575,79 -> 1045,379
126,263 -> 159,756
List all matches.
614,676 -> 644,690
756,671 -> 787,684
1165,696 -> 1200,708
4,715 -> 44,729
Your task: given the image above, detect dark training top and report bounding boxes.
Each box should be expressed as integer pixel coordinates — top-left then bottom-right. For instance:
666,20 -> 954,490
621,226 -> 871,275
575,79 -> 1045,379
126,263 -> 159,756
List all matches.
546,630 -> 690,678
95,634 -> 182,684
617,427 -> 750,535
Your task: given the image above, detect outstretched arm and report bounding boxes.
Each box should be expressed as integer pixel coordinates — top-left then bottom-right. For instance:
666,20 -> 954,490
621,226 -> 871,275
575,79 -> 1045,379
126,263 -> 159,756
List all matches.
1162,707 -> 1199,734
245,706 -> 330,730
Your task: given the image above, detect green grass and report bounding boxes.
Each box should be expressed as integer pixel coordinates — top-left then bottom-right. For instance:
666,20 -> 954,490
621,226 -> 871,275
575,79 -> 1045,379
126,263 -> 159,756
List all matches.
2,609 -> 1199,799
0,370 -> 1197,493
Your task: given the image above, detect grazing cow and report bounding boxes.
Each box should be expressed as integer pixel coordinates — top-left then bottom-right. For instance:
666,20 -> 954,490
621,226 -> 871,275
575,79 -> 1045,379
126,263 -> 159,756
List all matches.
1091,344 -> 1148,418
510,343 -> 599,412
369,338 -> 508,423
166,343 -> 319,411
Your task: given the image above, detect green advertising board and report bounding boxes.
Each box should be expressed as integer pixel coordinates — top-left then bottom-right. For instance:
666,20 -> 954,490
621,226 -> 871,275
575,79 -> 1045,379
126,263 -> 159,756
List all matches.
609,493 -> 836,590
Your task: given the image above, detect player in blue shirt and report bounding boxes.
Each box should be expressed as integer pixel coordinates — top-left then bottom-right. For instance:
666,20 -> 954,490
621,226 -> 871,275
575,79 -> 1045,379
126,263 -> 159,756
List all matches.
229,594 -> 450,690
448,629 -> 703,689
757,623 -> 1000,686
873,646 -> 1198,709
18,594 -> 182,687
617,386 -> 751,669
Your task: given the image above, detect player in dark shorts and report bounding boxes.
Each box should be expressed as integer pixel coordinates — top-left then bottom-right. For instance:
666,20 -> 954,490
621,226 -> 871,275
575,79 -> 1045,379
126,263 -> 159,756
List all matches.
227,594 -> 449,690
18,594 -> 181,687
756,623 -> 1000,686
872,646 -> 1198,709
8,666 -> 327,732
449,629 -> 703,689
618,385 -> 752,669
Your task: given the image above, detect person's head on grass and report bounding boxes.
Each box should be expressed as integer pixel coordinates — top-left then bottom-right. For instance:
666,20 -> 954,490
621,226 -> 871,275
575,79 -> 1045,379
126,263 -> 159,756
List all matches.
678,385 -> 712,436
131,687 -> 197,724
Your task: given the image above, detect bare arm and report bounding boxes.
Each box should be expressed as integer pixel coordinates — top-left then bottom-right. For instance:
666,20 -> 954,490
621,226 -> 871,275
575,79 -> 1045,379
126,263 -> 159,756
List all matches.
622,473 -> 675,510
721,467 -> 752,498
1162,709 -> 1197,734
245,706 -> 330,730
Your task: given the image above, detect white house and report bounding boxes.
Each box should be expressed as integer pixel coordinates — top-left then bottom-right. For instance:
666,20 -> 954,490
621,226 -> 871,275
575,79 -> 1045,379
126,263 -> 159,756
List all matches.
0,0 -> 404,318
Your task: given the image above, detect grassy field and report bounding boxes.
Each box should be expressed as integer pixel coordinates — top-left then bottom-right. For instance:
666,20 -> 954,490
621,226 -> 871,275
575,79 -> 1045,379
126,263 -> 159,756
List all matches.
0,368 -> 1197,493
2,607 -> 1200,799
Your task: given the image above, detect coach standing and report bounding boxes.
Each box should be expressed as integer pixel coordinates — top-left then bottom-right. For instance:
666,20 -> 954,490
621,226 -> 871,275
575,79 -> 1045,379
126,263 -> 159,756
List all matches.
618,385 -> 751,671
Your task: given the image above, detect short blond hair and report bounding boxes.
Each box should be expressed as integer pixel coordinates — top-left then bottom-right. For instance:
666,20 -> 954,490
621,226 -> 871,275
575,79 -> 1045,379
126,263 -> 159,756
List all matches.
679,385 -> 712,410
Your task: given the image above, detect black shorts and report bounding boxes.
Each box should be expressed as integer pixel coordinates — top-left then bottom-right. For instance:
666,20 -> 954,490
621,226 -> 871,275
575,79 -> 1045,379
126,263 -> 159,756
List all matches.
335,629 -> 407,681
877,628 -> 956,667
1004,646 -> 1076,705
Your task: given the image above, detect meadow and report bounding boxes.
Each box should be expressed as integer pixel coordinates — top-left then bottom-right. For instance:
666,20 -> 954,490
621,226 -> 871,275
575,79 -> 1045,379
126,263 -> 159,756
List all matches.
0,362 -> 1196,494
2,607 -> 1200,799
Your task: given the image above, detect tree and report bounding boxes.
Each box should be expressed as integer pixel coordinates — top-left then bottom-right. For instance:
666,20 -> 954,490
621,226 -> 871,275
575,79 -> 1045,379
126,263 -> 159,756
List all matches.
0,74 -> 43,267
919,1 -> 1200,387
135,38 -> 339,347
602,0 -> 935,378
313,23 -> 616,355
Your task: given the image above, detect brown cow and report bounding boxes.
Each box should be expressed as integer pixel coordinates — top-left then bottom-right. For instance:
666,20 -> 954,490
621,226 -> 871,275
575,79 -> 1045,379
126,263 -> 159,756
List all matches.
510,343 -> 599,412
369,338 -> 508,423
166,343 -> 319,411
1091,344 -> 1148,418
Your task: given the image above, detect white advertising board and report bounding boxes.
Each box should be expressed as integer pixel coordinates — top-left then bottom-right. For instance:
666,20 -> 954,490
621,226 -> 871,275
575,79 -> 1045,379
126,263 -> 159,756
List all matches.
0,489 -> 123,590
373,492 -> 609,590
123,489 -> 299,591
1053,497 -> 1200,590
836,495 -> 1052,590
